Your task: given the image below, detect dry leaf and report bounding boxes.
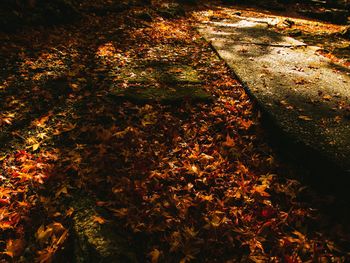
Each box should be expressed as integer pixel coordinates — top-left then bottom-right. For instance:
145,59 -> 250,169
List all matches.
223,134 -> 235,147
93,216 -> 106,224
5,239 -> 25,258
298,115 -> 312,121
149,248 -> 161,263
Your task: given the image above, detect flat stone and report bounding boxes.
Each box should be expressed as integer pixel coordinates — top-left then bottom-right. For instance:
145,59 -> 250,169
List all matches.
161,65 -> 203,85
71,193 -> 137,263
198,18 -> 350,175
114,67 -> 157,84
112,85 -> 212,104
115,64 -> 203,85
111,63 -> 210,104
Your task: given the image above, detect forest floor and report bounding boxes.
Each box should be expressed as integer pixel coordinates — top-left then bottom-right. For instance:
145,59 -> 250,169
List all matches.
1,1 -> 350,262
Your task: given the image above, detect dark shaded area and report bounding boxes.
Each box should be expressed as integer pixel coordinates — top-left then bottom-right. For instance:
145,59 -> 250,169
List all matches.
222,0 -> 350,24
0,0 -> 80,31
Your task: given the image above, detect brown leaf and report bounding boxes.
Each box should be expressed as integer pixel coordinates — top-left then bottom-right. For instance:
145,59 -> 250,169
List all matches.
5,239 -> 26,258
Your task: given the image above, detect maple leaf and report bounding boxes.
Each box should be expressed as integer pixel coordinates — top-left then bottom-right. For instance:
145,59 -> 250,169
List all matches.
222,133 -> 235,147
239,119 -> 253,130
32,112 -> 52,127
251,185 -> 270,197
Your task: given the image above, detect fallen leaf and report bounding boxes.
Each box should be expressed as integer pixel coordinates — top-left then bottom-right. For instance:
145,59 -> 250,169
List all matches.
298,115 -> 312,121
93,216 -> 106,224
149,248 -> 161,263
223,134 -> 235,147
32,143 -> 40,151
322,94 -> 332,100
5,239 -> 26,258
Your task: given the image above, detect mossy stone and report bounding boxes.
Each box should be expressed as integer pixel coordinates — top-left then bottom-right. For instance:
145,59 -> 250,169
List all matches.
112,85 -> 212,104
161,65 -> 203,85
70,193 -> 137,263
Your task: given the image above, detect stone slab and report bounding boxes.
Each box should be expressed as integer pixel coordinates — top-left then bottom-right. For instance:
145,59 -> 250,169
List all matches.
198,18 -> 350,174
111,63 -> 210,104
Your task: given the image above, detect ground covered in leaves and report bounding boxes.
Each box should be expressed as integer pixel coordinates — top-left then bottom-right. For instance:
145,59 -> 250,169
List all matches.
1,1 -> 350,262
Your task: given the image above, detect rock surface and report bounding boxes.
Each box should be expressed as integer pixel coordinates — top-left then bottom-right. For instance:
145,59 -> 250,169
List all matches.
70,193 -> 137,262
198,17 -> 350,176
111,63 -> 211,104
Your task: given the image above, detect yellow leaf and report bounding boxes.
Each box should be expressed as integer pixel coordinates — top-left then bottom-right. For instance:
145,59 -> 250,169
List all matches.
149,249 -> 160,263
36,225 -> 53,246
252,185 -> 270,197
55,186 -> 68,198
32,143 -> 40,151
65,207 -> 75,217
322,94 -> 332,100
191,165 -> 199,174
298,115 -> 312,121
70,83 -> 79,90
54,229 -> 68,247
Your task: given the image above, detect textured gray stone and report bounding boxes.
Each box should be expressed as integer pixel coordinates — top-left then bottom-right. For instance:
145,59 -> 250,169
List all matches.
198,18 -> 350,174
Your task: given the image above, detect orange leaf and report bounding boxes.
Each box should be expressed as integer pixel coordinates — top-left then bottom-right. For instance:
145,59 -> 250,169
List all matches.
222,134 -> 235,147
93,216 -> 106,224
6,239 -> 26,258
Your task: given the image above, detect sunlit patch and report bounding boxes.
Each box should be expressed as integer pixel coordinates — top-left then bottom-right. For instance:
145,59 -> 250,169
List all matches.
18,50 -> 70,82
94,42 -> 129,85
96,42 -> 117,57
0,112 -> 15,127
133,20 -> 191,43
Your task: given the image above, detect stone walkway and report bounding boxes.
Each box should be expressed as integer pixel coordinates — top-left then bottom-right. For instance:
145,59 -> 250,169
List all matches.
198,17 -> 350,175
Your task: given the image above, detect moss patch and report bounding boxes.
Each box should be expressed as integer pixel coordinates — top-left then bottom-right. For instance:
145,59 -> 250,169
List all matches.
116,64 -> 203,85
161,65 -> 203,85
114,68 -> 157,84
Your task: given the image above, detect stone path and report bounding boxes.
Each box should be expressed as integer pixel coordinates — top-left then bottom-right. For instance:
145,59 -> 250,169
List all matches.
198,17 -> 350,175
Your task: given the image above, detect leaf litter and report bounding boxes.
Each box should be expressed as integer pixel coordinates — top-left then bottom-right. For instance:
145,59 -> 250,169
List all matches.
0,0 -> 350,262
